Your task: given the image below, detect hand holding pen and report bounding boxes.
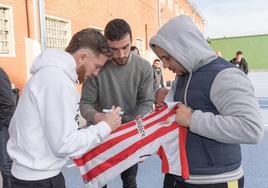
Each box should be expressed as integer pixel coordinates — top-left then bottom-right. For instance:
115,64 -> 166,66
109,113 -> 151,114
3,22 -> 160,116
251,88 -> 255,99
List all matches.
102,106 -> 122,131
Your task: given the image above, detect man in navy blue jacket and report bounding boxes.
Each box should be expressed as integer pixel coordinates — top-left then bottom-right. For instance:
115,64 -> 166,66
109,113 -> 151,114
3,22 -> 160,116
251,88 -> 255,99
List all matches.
150,15 -> 263,188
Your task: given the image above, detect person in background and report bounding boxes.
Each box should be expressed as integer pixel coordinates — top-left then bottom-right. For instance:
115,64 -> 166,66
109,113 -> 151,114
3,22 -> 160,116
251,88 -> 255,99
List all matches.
154,87 -> 169,109
150,15 -> 263,188
152,59 -> 165,91
80,19 -> 154,188
0,67 -> 15,188
230,51 -> 249,74
130,46 -> 140,55
7,28 -> 122,188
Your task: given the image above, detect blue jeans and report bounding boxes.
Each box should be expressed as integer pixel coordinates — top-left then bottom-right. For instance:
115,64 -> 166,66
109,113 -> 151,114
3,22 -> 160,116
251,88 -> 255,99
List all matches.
163,174 -> 244,188
0,126 -> 12,188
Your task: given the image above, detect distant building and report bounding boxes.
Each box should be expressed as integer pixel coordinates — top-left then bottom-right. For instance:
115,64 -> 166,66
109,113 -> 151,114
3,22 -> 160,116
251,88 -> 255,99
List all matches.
0,0 -> 204,90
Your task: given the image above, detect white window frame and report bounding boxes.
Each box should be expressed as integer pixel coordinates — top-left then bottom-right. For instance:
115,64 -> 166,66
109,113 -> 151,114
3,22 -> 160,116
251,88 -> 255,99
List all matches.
180,8 -> 185,15
160,0 -> 166,5
88,25 -> 104,34
135,38 -> 144,56
45,15 -> 71,50
167,0 -> 174,11
0,4 -> 15,57
174,1 -> 180,15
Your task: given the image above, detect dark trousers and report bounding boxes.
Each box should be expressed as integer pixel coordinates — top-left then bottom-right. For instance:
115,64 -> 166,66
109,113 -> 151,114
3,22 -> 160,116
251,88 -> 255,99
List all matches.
0,126 -> 12,188
11,172 -> 66,188
163,174 -> 244,188
103,163 -> 138,188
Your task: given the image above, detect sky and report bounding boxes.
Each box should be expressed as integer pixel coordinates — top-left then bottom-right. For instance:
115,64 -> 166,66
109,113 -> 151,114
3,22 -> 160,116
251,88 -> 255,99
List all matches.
191,0 -> 268,39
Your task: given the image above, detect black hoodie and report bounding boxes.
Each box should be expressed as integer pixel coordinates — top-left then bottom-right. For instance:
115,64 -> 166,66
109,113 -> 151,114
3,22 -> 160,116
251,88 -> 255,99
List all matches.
0,67 -> 15,127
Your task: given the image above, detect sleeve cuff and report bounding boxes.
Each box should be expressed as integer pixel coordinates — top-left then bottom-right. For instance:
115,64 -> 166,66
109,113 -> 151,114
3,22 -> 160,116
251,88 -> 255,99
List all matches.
94,121 -> 112,138
189,110 -> 201,133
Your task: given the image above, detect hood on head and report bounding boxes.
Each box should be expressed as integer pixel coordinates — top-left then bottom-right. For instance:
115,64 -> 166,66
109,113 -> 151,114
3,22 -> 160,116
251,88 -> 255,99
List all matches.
150,15 -> 217,72
30,49 -> 78,83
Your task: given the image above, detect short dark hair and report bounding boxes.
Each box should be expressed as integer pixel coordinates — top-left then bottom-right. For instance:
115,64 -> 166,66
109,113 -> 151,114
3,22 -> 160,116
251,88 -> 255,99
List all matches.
65,28 -> 112,57
130,46 -> 139,54
236,51 -> 243,55
104,19 -> 132,41
153,59 -> 161,63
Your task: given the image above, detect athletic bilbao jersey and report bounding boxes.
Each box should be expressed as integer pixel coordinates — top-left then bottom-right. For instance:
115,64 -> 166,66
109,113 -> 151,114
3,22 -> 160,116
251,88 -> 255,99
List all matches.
73,102 -> 189,188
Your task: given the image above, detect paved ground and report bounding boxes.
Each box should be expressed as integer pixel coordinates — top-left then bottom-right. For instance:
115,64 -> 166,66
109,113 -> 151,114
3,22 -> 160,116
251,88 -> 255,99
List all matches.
3,137 -> 268,187
62,72 -> 268,188
62,128 -> 268,188
1,72 -> 267,188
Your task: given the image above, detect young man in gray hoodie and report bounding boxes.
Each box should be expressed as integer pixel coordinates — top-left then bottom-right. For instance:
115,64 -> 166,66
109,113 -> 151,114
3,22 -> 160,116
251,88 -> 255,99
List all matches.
80,19 -> 154,188
150,15 -> 264,188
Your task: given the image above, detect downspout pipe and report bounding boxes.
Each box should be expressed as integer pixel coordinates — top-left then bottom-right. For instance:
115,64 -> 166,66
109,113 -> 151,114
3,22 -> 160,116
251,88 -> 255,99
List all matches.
39,0 -> 46,51
25,0 -> 46,51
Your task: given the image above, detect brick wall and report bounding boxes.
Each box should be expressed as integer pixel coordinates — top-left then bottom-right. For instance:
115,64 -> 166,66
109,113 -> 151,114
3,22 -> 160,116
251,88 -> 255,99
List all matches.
0,0 -> 28,89
0,0 -> 204,90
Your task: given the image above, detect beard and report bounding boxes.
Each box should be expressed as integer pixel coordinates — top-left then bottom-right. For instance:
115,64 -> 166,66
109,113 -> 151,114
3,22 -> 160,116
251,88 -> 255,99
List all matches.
77,64 -> 87,84
113,53 -> 130,66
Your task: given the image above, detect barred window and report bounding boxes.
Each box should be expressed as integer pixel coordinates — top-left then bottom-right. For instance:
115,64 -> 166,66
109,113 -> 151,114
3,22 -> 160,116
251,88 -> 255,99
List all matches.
174,2 -> 180,15
136,38 -> 144,56
45,16 -> 71,50
0,5 -> 15,55
160,0 -> 166,5
167,0 -> 173,11
88,25 -> 104,34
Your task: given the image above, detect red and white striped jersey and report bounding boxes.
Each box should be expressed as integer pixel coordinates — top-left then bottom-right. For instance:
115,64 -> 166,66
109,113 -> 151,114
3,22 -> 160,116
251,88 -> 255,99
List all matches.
73,103 -> 189,188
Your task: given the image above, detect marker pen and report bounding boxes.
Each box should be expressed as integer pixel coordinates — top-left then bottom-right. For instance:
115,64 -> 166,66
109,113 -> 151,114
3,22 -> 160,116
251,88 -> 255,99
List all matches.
102,109 -> 126,116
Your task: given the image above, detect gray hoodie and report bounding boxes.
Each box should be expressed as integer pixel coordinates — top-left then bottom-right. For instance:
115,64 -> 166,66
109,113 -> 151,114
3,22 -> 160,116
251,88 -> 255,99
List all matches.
150,15 -> 264,183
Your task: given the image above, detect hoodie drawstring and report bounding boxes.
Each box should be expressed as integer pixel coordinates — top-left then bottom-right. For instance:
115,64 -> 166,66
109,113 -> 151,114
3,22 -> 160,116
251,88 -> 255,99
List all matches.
184,72 -> 192,106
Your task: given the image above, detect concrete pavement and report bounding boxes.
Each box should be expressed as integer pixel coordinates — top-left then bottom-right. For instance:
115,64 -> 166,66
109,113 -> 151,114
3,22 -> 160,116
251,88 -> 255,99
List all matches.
3,130 -> 267,187
62,127 -> 268,188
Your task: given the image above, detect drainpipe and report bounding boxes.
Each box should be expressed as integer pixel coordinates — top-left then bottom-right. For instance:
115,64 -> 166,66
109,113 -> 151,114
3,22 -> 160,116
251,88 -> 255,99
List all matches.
25,0 -> 46,50
39,0 -> 46,51
25,0 -> 45,80
25,0 -> 41,42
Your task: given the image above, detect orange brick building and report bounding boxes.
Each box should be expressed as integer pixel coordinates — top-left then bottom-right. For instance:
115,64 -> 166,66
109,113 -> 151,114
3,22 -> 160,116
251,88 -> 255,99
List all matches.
0,0 -> 204,90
